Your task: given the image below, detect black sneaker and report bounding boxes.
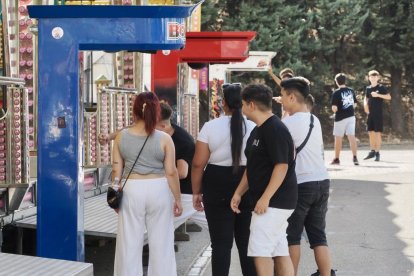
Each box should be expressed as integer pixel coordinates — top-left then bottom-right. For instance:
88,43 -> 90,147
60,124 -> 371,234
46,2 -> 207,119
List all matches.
353,156 -> 359,165
363,150 -> 376,160
375,152 -> 380,161
311,269 -> 337,276
330,158 -> 340,165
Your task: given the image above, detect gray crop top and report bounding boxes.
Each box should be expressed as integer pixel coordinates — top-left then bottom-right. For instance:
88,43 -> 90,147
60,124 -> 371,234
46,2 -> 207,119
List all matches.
119,129 -> 165,177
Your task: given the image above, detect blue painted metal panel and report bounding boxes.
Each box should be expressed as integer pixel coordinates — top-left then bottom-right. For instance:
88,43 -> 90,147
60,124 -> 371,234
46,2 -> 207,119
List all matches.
31,4 -> 200,261
28,4 -> 201,18
40,18 -> 187,52
36,27 -> 82,260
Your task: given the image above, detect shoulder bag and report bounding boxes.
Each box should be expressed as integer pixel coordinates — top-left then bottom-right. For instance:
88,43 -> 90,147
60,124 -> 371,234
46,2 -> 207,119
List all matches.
107,135 -> 149,209
295,114 -> 314,155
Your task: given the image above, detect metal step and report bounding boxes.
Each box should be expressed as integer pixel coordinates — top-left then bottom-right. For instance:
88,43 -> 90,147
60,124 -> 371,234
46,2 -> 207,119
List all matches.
0,252 -> 93,276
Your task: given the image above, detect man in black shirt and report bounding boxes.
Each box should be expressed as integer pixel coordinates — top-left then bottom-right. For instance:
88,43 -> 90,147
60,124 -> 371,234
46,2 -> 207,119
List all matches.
156,102 -> 195,194
363,70 -> 391,161
231,84 -> 297,276
330,73 -> 359,165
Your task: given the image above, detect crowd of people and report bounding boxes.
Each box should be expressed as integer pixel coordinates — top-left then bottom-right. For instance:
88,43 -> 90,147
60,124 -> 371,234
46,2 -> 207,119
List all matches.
100,67 -> 391,276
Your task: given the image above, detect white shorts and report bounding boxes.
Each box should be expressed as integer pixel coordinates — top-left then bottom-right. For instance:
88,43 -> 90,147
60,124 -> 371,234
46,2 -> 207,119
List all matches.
248,208 -> 294,257
333,116 -> 356,137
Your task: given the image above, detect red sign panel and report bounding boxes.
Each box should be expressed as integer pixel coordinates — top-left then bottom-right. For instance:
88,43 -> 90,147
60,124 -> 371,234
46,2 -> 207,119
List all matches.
167,22 -> 185,41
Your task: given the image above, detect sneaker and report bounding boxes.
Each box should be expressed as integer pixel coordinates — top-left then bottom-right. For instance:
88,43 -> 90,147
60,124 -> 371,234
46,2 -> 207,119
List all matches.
363,150 -> 376,160
375,152 -> 380,161
330,158 -> 340,165
311,269 -> 337,276
353,156 -> 359,165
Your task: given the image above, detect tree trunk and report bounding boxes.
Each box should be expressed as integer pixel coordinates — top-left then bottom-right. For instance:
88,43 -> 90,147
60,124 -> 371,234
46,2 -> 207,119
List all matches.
390,67 -> 403,135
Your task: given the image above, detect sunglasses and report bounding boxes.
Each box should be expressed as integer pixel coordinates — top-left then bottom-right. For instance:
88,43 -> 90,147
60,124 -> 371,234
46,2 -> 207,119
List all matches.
222,82 -> 242,89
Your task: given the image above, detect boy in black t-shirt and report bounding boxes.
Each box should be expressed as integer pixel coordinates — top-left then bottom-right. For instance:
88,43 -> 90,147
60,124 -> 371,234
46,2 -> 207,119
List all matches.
156,103 -> 203,236
363,70 -> 391,161
330,73 -> 359,165
231,84 -> 297,276
156,102 -> 195,194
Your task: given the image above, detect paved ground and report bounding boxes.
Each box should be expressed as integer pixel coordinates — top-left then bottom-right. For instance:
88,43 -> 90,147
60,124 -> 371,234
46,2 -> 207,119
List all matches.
85,224 -> 210,276
202,144 -> 414,276
86,144 -> 414,276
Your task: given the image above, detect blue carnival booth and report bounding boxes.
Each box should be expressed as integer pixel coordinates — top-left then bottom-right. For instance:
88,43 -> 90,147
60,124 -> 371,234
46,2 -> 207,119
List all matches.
28,3 -> 201,261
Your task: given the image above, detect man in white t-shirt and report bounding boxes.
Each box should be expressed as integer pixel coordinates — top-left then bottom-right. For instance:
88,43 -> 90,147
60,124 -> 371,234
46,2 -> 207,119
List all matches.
280,77 -> 336,276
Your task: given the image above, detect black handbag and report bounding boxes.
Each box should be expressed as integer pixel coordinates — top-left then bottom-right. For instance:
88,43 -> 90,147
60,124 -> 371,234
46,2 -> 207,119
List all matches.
107,135 -> 149,209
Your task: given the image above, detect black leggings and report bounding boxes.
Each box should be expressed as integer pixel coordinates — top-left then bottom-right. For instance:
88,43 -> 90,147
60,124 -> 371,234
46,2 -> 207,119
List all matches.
203,164 -> 256,276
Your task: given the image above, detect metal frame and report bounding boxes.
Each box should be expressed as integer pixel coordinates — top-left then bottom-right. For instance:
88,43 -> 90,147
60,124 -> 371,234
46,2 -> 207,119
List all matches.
0,77 -> 31,217
28,3 -> 201,261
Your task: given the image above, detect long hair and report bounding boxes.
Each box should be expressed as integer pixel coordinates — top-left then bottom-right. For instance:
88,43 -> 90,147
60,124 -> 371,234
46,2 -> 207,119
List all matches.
133,92 -> 160,134
223,85 -> 246,173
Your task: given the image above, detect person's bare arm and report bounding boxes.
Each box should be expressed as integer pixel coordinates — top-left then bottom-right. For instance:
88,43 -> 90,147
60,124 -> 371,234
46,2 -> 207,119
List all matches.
163,134 -> 182,217
331,105 -> 338,113
230,170 -> 249,214
111,133 -> 124,182
99,125 -> 133,145
191,141 -> 210,211
364,96 -> 369,114
268,68 -> 282,87
254,163 -> 288,214
371,91 -> 391,100
176,159 -> 189,179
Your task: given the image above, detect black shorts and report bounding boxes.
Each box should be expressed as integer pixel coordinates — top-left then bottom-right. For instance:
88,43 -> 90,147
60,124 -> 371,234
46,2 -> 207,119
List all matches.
287,179 -> 330,249
367,113 -> 383,132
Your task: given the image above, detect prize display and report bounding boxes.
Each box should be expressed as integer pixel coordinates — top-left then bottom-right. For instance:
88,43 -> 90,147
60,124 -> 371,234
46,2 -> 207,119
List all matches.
116,52 -> 133,88
84,85 -> 138,167
0,77 -> 32,215
0,80 -> 29,185
2,0 -> 37,151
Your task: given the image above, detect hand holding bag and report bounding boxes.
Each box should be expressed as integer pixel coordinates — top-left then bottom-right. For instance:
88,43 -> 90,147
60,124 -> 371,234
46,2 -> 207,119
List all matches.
107,135 -> 149,209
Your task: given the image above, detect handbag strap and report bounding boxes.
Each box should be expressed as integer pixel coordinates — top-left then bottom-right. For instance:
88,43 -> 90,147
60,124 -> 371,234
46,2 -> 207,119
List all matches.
120,135 -> 150,190
295,114 -> 314,155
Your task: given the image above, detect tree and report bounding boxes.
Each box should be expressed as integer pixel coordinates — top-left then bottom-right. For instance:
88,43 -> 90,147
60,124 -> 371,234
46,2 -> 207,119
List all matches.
200,0 -> 414,139
359,0 -> 414,135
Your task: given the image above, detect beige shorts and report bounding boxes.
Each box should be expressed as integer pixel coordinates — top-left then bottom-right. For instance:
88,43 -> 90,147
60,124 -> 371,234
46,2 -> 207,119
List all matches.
248,207 -> 294,257
333,116 -> 356,137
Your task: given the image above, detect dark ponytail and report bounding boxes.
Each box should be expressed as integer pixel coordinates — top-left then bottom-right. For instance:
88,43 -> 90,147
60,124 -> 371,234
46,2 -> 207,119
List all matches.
223,85 -> 246,174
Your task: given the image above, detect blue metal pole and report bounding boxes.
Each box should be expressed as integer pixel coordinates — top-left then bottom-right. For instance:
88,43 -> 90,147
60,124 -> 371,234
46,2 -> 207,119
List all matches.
29,3 -> 202,261
36,20 -> 83,261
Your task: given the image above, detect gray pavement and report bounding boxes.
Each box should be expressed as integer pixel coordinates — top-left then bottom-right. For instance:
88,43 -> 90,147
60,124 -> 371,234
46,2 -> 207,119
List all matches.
86,144 -> 414,275
200,145 -> 414,276
85,225 -> 210,276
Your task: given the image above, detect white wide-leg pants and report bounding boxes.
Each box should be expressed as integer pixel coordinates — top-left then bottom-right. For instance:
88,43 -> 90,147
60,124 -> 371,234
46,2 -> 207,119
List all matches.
114,178 -> 177,276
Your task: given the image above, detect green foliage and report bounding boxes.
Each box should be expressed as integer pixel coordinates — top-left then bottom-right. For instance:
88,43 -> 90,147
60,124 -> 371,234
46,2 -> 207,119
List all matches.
201,0 -> 370,92
200,0 -> 414,138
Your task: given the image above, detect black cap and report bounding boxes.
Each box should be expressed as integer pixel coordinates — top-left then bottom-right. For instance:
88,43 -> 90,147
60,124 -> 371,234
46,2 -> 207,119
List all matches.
280,77 -> 310,97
